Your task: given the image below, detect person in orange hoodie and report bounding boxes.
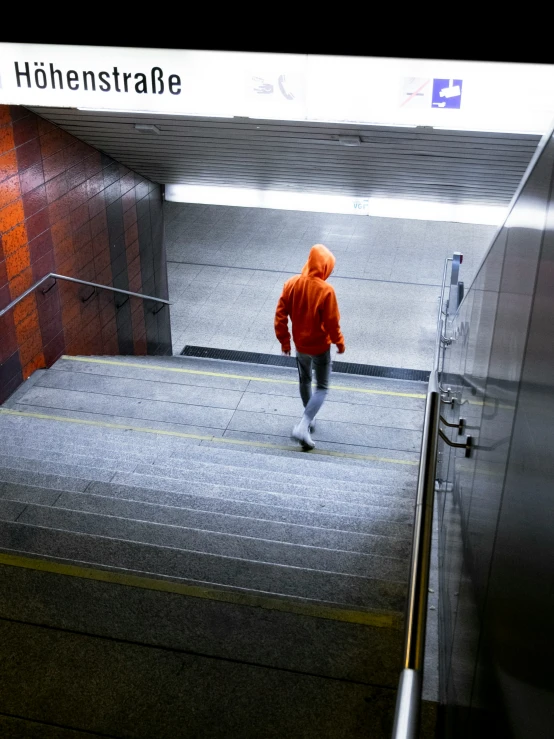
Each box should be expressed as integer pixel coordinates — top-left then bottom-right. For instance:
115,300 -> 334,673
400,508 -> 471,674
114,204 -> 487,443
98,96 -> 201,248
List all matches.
274,243 -> 345,450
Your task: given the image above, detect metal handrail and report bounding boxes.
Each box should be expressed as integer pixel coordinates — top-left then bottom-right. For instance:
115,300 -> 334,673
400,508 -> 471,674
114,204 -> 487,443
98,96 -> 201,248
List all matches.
391,371 -> 441,739
391,257 -> 454,738
0,273 -> 170,320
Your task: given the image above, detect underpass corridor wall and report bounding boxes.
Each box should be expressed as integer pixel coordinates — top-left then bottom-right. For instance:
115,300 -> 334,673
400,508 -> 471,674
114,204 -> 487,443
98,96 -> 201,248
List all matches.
0,104 -> 171,404
437,127 -> 554,737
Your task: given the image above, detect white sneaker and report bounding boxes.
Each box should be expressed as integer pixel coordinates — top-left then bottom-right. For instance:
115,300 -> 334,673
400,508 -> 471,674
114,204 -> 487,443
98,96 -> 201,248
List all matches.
292,423 -> 315,450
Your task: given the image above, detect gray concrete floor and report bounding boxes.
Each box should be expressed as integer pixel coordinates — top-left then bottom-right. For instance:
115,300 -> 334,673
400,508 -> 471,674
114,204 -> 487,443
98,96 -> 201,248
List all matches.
165,203 -> 495,371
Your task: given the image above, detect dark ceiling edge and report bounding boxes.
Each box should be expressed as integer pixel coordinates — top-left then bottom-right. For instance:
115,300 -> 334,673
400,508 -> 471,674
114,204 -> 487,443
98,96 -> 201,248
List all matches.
26,107 -> 543,143
1,31 -> 545,65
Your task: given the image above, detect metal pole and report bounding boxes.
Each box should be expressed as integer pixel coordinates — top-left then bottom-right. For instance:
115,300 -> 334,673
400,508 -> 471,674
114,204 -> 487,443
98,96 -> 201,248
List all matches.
391,670 -> 422,739
447,252 -> 463,316
403,377 -> 441,671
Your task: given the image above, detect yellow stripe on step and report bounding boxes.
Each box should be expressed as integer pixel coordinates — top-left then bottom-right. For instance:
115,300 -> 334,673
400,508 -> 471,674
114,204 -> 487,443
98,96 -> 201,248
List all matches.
60,355 -> 427,399
0,408 -> 419,466
0,552 -> 403,630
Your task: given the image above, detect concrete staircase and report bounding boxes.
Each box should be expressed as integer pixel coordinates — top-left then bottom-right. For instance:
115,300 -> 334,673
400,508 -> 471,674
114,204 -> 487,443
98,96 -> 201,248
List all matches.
0,354 -> 435,738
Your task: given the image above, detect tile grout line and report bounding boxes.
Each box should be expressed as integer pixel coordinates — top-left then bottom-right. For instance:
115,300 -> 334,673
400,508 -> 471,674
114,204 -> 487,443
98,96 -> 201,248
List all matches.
13,504 -> 29,523
167,260 -> 442,287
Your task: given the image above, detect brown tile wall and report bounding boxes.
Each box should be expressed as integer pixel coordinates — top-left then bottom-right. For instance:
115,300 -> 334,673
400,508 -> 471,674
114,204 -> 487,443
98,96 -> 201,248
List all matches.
0,105 -> 171,404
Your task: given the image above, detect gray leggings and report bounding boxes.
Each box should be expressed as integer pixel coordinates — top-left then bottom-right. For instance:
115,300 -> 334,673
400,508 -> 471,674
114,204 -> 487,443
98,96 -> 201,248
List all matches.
296,349 -> 331,422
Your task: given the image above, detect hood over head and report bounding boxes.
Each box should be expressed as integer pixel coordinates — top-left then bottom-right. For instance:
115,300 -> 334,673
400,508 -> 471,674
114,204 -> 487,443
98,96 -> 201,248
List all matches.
301,244 -> 336,280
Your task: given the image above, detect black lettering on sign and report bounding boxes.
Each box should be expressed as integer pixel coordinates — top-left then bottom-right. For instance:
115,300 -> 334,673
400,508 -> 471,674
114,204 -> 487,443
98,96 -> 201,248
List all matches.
67,70 -> 79,90
98,71 -> 111,92
134,73 -> 147,93
12,60 -> 183,96
113,66 -> 121,93
151,67 -> 164,94
50,63 -> 63,89
83,71 -> 96,91
14,61 -> 31,88
169,74 -> 181,95
34,62 -> 47,89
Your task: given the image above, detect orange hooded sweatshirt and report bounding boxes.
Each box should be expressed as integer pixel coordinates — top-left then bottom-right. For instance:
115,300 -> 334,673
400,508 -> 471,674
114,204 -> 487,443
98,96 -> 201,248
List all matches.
274,244 -> 345,355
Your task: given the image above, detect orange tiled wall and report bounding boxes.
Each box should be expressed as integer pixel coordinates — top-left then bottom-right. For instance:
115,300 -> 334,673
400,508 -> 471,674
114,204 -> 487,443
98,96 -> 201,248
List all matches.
0,105 -> 171,404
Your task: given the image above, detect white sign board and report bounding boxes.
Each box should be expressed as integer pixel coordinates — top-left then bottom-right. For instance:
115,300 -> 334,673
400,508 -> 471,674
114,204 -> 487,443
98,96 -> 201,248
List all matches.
1,43 -> 554,134
0,43 -> 309,120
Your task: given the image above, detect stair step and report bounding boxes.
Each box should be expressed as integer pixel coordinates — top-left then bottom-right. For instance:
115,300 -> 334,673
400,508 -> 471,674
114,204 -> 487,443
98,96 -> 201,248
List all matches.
132,462 -> 415,507
0,413 -> 418,471
54,353 -> 427,394
0,522 -> 408,611
148,456 -> 415,495
0,616 -> 406,739
11,385 -> 237,431
107,470 -> 416,522
0,456 -> 117,483
0,441 -> 158,467
0,456 -> 414,521
18,393 -> 416,454
0,481 -> 414,539
170,438 -> 419,477
0,487 -> 411,557
7,502 -> 409,581
0,452 -> 139,474
0,459 -> 413,523
35,365 -> 246,410
0,563 -> 403,687
0,468 -> 93,493
0,442 -> 417,498
36,365 -> 425,431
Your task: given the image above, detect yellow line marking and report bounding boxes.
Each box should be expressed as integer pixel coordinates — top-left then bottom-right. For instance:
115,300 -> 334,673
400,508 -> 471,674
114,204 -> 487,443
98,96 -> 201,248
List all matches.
0,553 -> 403,630
0,409 -> 419,466
60,355 -> 426,399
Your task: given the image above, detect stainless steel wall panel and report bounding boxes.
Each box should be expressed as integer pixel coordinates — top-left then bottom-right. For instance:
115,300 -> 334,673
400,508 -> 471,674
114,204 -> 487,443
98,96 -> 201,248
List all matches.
437,130 -> 554,736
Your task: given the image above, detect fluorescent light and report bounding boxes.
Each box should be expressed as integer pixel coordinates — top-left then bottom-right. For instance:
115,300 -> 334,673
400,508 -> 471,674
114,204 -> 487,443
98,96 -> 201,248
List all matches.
366,196 -> 507,225
431,125 -> 545,134
165,185 -> 368,215
165,184 -> 507,225
376,123 -> 419,128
